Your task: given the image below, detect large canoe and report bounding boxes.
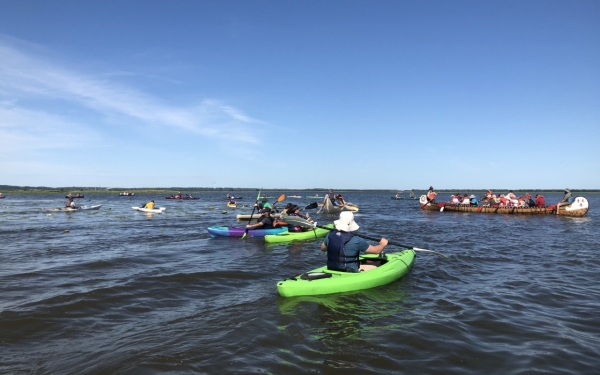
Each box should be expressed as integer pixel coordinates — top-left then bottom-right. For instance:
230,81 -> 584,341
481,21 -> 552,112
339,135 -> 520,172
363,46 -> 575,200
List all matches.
419,195 -> 589,217
264,223 -> 334,244
277,250 -> 415,297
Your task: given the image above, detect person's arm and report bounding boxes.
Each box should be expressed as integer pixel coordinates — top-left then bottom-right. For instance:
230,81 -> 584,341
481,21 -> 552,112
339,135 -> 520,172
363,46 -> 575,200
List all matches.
365,238 -> 388,254
320,242 -> 327,252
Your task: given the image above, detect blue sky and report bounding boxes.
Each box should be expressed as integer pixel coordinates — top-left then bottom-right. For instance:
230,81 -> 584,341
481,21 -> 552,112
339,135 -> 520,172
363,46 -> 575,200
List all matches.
1,1 -> 598,189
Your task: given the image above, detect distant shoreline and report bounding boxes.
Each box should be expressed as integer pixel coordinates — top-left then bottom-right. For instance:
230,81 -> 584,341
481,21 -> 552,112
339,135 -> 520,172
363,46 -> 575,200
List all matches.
1,187 -> 598,195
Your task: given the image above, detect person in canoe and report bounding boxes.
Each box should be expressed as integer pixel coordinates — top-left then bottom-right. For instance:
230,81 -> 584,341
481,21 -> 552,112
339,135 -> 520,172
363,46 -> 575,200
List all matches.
255,198 -> 272,210
66,197 -> 79,209
143,200 -> 155,209
426,186 -> 437,204
320,211 -> 388,273
535,195 -> 546,207
76,193 -> 81,198
66,192 -> 72,198
559,188 -> 572,206
395,193 -> 400,199
336,194 -> 346,206
246,208 -> 274,230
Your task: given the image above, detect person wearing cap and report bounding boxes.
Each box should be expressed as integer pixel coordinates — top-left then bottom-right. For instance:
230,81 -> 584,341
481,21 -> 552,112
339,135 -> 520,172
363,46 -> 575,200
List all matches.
320,211 -> 388,273
559,188 -> 573,205
469,195 -> 478,206
143,200 -> 155,209
427,186 -> 437,203
255,198 -> 272,210
246,208 -> 274,229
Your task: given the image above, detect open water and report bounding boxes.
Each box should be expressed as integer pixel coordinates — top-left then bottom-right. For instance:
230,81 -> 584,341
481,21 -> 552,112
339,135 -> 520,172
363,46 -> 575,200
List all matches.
1,191 -> 598,374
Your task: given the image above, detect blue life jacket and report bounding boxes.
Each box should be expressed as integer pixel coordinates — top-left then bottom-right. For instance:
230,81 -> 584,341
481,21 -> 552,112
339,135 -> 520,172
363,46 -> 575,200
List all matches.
326,230 -> 359,272
470,198 -> 478,206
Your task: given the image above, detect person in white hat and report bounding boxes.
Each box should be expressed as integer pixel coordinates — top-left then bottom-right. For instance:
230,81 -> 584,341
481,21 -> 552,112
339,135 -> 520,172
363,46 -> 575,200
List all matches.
320,211 -> 388,272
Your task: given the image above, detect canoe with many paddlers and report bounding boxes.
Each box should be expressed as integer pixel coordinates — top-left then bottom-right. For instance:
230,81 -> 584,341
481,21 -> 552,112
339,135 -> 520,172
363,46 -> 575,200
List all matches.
419,195 -> 589,217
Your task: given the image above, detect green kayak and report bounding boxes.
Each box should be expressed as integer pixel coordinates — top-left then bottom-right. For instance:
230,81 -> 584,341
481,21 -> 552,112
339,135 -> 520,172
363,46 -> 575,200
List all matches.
306,195 -> 322,199
277,250 -> 415,297
264,223 -> 334,244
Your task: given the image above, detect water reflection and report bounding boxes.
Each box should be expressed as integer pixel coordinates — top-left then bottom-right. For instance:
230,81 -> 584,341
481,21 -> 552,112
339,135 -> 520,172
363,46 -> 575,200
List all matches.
278,283 -> 412,344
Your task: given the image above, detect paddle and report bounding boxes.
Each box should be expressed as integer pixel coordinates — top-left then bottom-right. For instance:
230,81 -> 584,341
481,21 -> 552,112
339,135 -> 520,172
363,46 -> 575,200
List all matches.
305,202 -> 318,210
241,188 -> 262,239
283,216 -> 448,258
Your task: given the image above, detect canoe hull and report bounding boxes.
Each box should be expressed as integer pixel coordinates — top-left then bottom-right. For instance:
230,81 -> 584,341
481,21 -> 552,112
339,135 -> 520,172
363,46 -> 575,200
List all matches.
419,195 -> 589,217
264,223 -> 334,244
236,213 -> 282,220
132,206 -> 166,213
42,204 -> 102,212
277,250 -> 415,297
207,226 -> 288,238
320,196 -> 359,213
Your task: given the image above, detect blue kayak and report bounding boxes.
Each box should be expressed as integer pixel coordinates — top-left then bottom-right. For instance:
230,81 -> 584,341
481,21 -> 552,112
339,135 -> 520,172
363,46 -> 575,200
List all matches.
207,226 -> 288,238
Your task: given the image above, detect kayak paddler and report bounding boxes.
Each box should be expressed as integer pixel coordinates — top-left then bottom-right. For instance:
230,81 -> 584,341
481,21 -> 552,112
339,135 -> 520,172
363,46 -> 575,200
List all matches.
320,211 -> 387,273
246,208 -> 274,230
143,200 -> 155,209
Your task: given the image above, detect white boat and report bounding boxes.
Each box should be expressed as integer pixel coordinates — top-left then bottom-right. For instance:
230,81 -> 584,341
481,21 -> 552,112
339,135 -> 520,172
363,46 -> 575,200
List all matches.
132,206 -> 166,214
318,197 -> 359,214
42,204 -> 103,212
236,212 -> 282,221
288,195 -> 302,198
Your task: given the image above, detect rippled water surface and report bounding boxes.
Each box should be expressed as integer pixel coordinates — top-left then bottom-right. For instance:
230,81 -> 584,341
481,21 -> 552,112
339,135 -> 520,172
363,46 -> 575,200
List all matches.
1,192 -> 599,374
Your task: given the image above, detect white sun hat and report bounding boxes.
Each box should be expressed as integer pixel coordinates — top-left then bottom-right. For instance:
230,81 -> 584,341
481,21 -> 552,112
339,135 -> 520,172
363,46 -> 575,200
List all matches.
334,211 -> 359,232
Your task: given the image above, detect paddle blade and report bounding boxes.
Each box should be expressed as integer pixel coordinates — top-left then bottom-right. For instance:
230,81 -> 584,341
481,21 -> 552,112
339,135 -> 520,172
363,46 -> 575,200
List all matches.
255,188 -> 262,202
277,194 -> 285,202
305,202 -> 318,209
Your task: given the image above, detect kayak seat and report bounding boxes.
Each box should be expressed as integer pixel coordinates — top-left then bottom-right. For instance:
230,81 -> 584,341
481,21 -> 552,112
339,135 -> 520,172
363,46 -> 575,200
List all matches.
359,265 -> 377,272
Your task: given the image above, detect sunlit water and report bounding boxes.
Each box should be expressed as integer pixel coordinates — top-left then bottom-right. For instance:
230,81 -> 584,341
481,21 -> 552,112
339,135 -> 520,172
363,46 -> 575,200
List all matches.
1,192 -> 599,374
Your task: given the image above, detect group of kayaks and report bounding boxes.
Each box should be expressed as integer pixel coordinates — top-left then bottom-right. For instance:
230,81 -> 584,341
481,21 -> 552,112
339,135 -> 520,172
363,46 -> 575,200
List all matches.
208,207 -> 416,298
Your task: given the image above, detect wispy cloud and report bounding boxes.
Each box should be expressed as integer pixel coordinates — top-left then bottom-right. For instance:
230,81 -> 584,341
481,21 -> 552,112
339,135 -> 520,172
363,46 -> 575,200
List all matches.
0,37 -> 264,149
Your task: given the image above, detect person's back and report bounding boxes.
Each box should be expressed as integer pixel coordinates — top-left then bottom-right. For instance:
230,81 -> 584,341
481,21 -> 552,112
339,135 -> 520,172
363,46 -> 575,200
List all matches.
144,201 -> 155,209
66,199 -> 73,208
535,195 -> 545,207
469,195 -> 478,206
324,230 -> 364,272
461,196 -> 470,205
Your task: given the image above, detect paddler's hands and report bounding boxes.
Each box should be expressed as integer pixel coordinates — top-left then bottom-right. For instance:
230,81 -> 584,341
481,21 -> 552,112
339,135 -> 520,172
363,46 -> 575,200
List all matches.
379,238 -> 388,247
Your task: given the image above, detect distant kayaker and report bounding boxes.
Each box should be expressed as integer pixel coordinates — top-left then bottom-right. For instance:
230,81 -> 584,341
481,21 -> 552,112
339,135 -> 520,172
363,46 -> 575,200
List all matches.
427,186 -> 437,203
246,208 -> 274,229
559,188 -> 572,205
256,198 -> 271,210
143,200 -> 155,209
66,197 -> 79,209
395,193 -> 400,199
67,193 -> 72,198
320,211 -> 388,273
175,192 -> 182,199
